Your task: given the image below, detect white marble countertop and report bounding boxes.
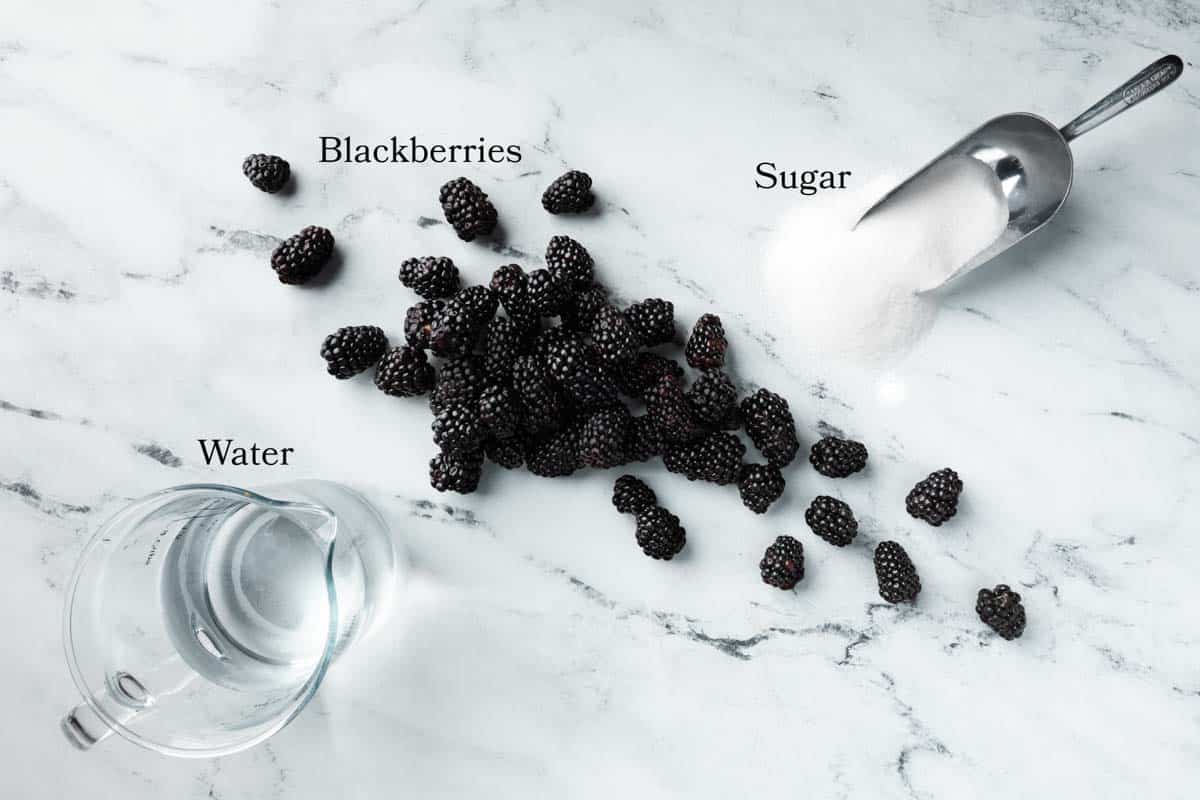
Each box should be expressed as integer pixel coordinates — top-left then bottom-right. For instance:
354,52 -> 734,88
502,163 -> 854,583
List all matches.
3,2 -> 1199,797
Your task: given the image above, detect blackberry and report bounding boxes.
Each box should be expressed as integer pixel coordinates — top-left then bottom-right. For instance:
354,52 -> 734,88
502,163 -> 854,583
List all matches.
271,225 -> 334,285
623,298 -> 675,347
805,496 -> 857,547
374,346 -> 434,397
399,256 -> 460,299
663,431 -> 745,485
645,374 -> 699,443
438,177 -> 497,241
512,355 -> 564,434
484,436 -> 525,470
561,284 -> 609,331
612,475 -> 656,515
544,235 -> 594,290
403,299 -> 444,349
625,416 -> 669,462
428,285 -> 498,359
560,363 -> 620,410
635,506 -> 686,560
589,303 -> 640,366
616,353 -> 685,398
478,383 -> 521,439
320,325 -> 387,379
577,407 -> 630,469
535,327 -> 588,383
483,316 -> 525,381
490,263 -> 535,328
528,268 -> 569,317
242,153 -> 290,193
874,542 -> 921,604
760,535 -> 804,590
737,464 -> 785,514
741,388 -> 800,467
429,448 -> 483,494
906,468 -> 963,526
431,400 -> 484,455
810,436 -> 868,478
685,314 -> 728,370
542,170 -> 595,214
526,429 -> 579,478
686,370 -> 737,425
976,584 -> 1026,640
429,355 -> 485,414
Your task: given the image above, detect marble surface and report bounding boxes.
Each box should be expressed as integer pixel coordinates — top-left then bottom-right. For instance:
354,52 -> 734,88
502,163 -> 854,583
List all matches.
2,1 -> 1199,797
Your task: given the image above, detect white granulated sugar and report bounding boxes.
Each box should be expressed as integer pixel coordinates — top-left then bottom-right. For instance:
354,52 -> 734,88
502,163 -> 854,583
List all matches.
762,157 -> 1008,363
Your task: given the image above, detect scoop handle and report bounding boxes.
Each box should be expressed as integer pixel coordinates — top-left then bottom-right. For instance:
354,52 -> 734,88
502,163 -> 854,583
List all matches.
1059,55 -> 1183,142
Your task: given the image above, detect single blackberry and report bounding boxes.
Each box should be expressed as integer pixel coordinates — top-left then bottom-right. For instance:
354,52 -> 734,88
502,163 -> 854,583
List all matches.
399,256 -> 460,299
810,436 -> 868,478
663,432 -> 745,485
625,416 -> 669,463
484,436 -> 524,470
874,542 -> 921,604
577,407 -> 630,469
906,468 -> 963,526
686,370 -> 737,425
271,225 -> 334,285
429,355 -> 485,414
805,496 -> 857,547
545,236 -> 594,290
374,346 -> 434,397
560,363 -> 620,411
512,355 -> 564,434
741,388 -> 800,467
242,153 -> 290,193
760,536 -> 804,590
615,353 -> 685,398
528,268 -> 570,317
560,284 -> 609,332
429,448 -> 483,494
478,383 -> 521,439
490,263 -> 535,328
320,325 -> 387,379
542,170 -> 595,214
635,506 -> 686,560
438,177 -> 497,241
589,303 -> 640,366
535,327 -> 588,383
737,464 -> 785,514
483,316 -> 524,381
976,584 -> 1026,640
645,374 -> 699,443
428,285 -> 498,359
685,314 -> 728,370
623,298 -> 675,347
431,400 -> 484,455
612,475 -> 656,515
526,429 -> 579,478
403,299 -> 444,349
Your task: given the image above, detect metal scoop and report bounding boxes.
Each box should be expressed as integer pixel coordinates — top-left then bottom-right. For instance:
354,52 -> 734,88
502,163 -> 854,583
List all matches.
856,55 -> 1183,290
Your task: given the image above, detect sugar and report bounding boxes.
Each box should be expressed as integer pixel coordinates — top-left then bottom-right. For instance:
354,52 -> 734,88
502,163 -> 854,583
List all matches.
761,156 -> 1008,364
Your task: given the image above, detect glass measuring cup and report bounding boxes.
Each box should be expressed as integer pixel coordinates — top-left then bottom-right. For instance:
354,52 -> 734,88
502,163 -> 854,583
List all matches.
61,479 -> 397,758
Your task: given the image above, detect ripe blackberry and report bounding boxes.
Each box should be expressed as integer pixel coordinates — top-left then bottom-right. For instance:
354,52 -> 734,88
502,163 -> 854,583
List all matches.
760,535 -> 804,590
685,314 -> 728,370
542,170 -> 595,214
810,436 -> 868,478
403,299 -> 444,349
559,285 -> 608,332
874,542 -> 921,604
625,416 -> 669,462
320,325 -> 387,379
374,346 -> 434,397
545,235 -> 594,290
431,400 -> 484,455
428,285 -> 498,359
623,298 -> 675,347
663,432 -> 745,485
635,506 -> 686,560
589,303 -> 640,366
577,407 -> 630,469
478,383 -> 521,439
484,436 -> 524,470
271,225 -> 334,285
438,177 -> 497,241
535,327 -> 587,383
429,448 -> 483,494
560,363 -> 620,410
399,256 -> 460,299
242,153 -> 290,193
616,353 -> 685,398
429,355 -> 485,414
512,355 -> 564,434
612,475 -> 656,515
490,263 -> 535,328
686,370 -> 737,425
528,268 -> 569,317
906,468 -> 963,526
741,388 -> 800,467
645,374 -> 699,443
526,429 -> 579,477
483,316 -> 524,381
976,584 -> 1026,640
737,464 -> 785,514
805,496 -> 857,546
